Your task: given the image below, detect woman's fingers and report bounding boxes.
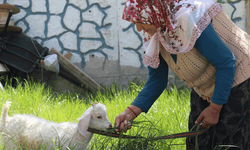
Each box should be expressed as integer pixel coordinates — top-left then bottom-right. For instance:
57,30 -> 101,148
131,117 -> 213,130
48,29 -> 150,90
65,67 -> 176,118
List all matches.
120,120 -> 132,133
114,119 -> 132,133
114,109 -> 136,132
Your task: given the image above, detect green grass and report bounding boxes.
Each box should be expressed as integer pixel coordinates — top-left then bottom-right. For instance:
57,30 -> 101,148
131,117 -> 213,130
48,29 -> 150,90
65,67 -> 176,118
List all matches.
0,78 -> 191,150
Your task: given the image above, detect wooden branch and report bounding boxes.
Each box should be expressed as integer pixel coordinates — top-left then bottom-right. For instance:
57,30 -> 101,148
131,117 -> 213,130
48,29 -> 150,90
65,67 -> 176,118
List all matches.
64,51 -> 73,60
49,48 -> 105,94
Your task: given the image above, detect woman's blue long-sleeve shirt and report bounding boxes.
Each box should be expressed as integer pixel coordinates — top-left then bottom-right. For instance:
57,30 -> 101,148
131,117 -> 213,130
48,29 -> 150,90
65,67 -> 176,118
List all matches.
132,23 -> 236,113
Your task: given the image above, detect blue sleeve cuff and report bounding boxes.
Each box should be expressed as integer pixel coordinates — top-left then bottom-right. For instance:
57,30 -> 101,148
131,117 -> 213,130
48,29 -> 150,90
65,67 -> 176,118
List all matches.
211,64 -> 235,105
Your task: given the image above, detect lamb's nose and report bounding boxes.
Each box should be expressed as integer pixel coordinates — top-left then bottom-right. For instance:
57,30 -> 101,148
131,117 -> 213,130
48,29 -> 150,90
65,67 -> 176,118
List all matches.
109,124 -> 112,128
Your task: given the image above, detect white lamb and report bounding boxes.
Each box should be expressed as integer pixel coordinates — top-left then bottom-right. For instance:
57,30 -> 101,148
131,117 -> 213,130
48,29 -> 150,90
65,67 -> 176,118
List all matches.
0,101 -> 112,150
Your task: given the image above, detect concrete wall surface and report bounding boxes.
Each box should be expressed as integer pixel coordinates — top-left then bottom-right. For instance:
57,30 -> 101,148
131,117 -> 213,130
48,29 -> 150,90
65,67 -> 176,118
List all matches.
1,0 -> 248,92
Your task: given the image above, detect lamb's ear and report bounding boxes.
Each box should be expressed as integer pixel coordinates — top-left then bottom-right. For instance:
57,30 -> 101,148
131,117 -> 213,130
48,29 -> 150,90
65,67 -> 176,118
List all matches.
91,102 -> 98,106
78,108 -> 92,137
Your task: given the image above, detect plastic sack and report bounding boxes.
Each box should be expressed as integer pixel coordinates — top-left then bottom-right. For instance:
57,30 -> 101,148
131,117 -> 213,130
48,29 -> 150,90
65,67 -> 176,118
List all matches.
43,54 -> 60,74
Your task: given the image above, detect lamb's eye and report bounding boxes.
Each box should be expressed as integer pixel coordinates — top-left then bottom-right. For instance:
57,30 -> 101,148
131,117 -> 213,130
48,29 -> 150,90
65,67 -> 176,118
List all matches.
97,116 -> 102,119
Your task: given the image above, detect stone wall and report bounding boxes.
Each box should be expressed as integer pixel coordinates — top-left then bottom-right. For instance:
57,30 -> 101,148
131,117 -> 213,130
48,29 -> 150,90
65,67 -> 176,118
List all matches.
1,0 -> 248,91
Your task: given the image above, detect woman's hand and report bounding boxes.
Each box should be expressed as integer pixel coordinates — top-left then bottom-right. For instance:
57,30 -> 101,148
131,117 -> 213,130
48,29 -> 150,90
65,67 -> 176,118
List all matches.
195,102 -> 222,128
114,105 -> 142,133
114,112 -> 132,133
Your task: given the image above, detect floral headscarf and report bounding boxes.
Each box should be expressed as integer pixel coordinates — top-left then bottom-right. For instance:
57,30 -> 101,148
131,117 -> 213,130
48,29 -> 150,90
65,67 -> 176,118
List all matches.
123,0 -> 186,31
122,0 -> 222,68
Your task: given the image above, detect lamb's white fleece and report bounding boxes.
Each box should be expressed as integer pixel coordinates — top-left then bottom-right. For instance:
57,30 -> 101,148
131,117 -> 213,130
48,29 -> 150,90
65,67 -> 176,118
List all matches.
0,101 -> 112,150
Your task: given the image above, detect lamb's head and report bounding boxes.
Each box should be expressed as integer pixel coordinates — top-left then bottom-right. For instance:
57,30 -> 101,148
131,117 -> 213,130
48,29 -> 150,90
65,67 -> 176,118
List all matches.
78,102 -> 112,137
89,103 -> 112,130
